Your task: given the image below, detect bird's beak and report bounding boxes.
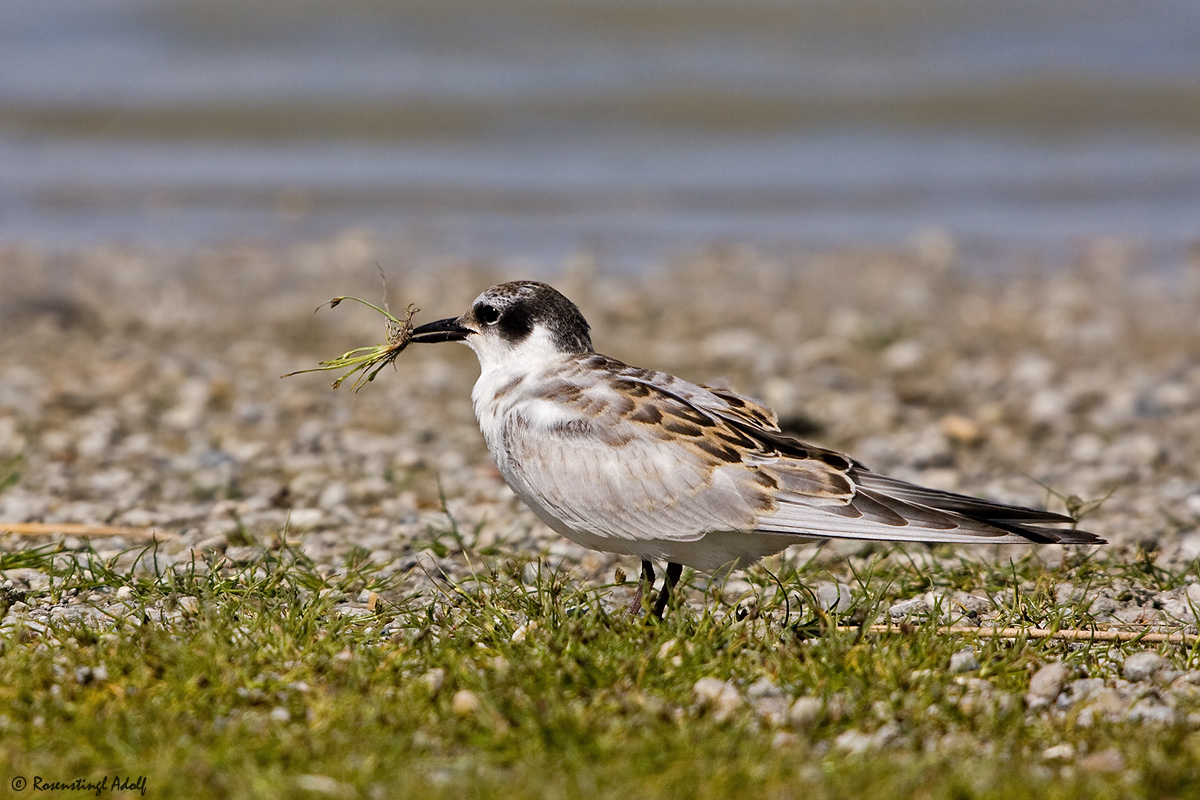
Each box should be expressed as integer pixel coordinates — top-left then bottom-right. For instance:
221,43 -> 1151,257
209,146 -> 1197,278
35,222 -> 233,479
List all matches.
409,317 -> 472,343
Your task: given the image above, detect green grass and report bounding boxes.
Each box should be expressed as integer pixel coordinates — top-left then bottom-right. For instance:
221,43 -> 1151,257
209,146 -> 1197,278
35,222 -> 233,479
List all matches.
2,537 -> 1199,799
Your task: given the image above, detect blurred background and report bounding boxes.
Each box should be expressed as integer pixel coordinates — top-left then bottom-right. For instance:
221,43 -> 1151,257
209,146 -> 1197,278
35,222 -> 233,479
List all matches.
3,0 -> 1199,273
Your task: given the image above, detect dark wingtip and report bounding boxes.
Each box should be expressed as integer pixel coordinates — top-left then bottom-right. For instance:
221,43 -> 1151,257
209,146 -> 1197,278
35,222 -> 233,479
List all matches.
1053,528 -> 1107,545
1011,525 -> 1106,545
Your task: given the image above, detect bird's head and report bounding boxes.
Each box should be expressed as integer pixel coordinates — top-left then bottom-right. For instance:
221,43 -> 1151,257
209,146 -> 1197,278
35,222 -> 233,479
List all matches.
409,281 -> 593,370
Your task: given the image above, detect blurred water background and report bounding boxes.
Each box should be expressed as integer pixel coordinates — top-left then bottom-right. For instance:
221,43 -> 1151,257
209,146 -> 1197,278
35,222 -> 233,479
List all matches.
3,0 -> 1199,272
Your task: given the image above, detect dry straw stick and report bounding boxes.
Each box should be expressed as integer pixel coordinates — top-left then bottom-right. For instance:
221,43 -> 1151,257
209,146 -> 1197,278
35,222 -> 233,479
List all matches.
0,522 -> 177,539
841,624 -> 1194,645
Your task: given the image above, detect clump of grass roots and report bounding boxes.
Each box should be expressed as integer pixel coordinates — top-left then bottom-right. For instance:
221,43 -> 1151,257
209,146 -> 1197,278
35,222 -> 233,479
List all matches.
283,297 -> 420,391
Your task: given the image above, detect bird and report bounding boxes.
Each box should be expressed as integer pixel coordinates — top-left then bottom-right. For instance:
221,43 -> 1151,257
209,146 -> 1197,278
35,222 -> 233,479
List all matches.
408,281 -> 1103,618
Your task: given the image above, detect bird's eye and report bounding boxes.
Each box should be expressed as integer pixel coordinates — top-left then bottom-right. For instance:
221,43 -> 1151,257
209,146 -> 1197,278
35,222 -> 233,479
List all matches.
476,304 -> 500,325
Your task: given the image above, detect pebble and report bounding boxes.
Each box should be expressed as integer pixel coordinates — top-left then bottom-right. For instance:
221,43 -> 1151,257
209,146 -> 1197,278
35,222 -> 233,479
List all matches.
1123,651 -> 1169,683
295,775 -> 352,796
833,722 -> 899,754
1156,584 -> 1200,623
1079,748 -> 1125,773
421,668 -> 446,695
1041,743 -> 1075,760
815,582 -> 854,611
334,606 -> 373,620
833,729 -> 876,754
224,547 -> 264,565
889,595 -> 932,620
940,414 -> 982,446
787,696 -> 823,729
949,649 -> 980,674
1026,662 -> 1070,709
451,689 -> 481,716
771,732 -> 800,749
692,678 -> 742,722
1125,699 -> 1176,725
746,677 -> 782,700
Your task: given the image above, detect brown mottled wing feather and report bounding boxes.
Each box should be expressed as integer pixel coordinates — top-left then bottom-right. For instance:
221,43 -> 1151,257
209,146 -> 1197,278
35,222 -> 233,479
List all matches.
620,366 -> 1102,545
699,382 -> 781,431
500,392 -> 773,544
506,356 -> 1102,549
726,422 -> 1104,545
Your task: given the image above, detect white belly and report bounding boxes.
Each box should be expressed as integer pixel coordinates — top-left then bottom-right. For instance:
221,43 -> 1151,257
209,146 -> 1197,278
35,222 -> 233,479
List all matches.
470,365 -> 798,572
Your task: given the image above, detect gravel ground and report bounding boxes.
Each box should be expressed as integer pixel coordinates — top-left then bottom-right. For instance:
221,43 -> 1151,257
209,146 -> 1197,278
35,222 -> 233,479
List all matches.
2,233 -> 1199,634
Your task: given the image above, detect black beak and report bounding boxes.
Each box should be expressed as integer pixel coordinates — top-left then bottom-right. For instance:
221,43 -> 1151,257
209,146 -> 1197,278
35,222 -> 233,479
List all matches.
409,317 -> 472,343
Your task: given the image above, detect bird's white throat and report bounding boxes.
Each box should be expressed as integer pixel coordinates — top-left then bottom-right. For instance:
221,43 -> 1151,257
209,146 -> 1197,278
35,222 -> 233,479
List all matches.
467,324 -> 578,451
465,322 -> 575,374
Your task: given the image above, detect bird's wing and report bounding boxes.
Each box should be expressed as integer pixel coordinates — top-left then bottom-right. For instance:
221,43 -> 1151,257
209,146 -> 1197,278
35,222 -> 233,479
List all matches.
500,377 -> 780,544
618,363 -> 1104,545
720,416 -> 1104,545
507,356 -> 1101,547
697,381 -> 781,431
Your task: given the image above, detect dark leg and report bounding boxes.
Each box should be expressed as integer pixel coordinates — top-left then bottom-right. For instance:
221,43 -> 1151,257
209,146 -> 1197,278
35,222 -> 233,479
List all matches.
627,560 -> 655,617
652,562 -> 683,619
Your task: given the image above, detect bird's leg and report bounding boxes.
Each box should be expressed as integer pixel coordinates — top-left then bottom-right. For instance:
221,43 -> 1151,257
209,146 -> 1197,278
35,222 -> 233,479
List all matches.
652,562 -> 683,619
627,560 -> 655,618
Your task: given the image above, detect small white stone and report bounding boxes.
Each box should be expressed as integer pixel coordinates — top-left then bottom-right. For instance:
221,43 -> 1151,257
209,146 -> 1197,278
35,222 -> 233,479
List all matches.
949,649 -> 980,674
452,689 -> 481,716
746,678 -> 781,699
287,508 -> 324,529
1079,748 -> 1125,773
1126,699 -> 1176,725
787,696 -> 823,729
1042,743 -> 1075,760
771,731 -> 800,749
421,668 -> 446,695
318,482 -> 348,510
224,546 -> 262,565
816,582 -> 854,611
833,729 -> 875,754
881,339 -> 925,372
1026,662 -> 1069,709
1123,651 -> 1169,682
692,678 -> 742,722
295,775 -> 351,796
889,595 -> 931,619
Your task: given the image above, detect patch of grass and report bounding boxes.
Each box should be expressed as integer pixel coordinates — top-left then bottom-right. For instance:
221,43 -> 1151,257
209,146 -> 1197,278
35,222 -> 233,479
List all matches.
1,538 -> 1199,799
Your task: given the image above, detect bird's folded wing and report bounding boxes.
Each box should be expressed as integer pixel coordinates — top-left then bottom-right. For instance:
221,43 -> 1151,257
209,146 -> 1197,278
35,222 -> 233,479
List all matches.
742,435 -> 1100,544
502,410 -> 770,543
507,360 -> 1101,546
697,382 -> 781,431
608,360 -> 781,430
